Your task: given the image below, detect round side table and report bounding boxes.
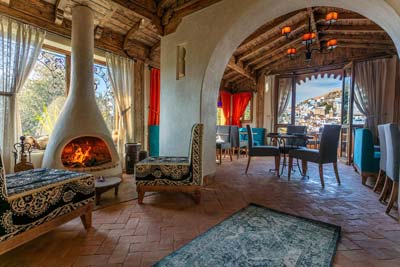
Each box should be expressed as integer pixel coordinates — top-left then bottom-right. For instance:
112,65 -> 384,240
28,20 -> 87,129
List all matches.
95,177 -> 122,205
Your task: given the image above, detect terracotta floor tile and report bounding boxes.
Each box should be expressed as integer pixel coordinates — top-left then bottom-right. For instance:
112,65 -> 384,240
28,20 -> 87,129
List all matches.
1,157 -> 399,266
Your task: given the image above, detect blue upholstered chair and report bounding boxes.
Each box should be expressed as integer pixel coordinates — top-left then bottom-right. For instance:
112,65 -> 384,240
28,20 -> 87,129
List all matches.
288,125 -> 341,188
353,128 -> 380,185
379,123 -> 399,214
239,127 -> 265,146
136,124 -> 203,204
373,125 -> 386,192
245,125 -> 280,175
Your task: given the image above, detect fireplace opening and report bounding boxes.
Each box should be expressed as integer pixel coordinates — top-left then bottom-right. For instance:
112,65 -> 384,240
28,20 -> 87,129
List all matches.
61,136 -> 112,168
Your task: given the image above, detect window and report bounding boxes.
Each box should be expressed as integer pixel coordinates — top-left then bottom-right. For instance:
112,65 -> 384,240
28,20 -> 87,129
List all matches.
18,48 -> 118,138
18,50 -> 66,137
216,107 -> 226,125
94,63 -> 115,133
295,77 -> 342,132
241,98 -> 252,122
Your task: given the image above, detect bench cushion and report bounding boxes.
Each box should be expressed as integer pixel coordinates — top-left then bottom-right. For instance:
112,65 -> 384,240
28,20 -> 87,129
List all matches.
0,169 -> 94,243
136,157 -> 193,185
5,168 -> 92,196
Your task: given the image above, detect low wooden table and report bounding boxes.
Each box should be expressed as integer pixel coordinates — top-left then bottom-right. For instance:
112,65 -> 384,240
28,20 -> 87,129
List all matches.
95,177 -> 122,205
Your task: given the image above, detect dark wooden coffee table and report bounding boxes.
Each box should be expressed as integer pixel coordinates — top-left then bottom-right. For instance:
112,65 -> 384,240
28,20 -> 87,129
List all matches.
95,177 -> 122,205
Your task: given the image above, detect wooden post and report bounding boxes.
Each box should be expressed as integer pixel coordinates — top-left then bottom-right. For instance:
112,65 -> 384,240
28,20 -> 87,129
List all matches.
291,74 -> 296,125
134,60 -> 145,146
348,61 -> 356,165
256,74 -> 265,127
273,75 -> 280,132
65,54 -> 71,96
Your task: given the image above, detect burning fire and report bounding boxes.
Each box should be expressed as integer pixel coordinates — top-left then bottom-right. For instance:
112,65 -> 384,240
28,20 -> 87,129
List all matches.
70,143 -> 92,166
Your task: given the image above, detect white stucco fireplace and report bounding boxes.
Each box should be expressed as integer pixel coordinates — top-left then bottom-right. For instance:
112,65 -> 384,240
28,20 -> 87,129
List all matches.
42,5 -> 122,177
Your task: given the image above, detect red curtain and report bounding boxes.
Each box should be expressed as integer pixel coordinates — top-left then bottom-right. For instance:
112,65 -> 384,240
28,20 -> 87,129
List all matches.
220,91 -> 232,125
232,92 -> 252,126
148,68 -> 160,125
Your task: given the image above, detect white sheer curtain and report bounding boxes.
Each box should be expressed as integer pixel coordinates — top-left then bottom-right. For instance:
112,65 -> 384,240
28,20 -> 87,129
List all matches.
354,56 -> 397,139
277,77 -> 292,120
264,75 -> 275,133
0,16 -> 45,172
106,53 -> 135,159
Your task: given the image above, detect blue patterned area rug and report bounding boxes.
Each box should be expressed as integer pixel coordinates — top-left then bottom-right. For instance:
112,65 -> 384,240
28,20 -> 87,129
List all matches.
154,203 -> 340,267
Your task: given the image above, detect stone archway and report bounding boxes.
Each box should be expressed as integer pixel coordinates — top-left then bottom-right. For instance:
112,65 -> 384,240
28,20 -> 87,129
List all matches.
160,0 -> 400,176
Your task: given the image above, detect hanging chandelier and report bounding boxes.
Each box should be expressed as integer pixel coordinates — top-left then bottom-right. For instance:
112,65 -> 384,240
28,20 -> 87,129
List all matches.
282,10 -> 339,61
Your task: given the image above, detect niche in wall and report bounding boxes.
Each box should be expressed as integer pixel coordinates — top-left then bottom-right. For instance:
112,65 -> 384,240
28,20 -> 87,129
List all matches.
176,44 -> 186,80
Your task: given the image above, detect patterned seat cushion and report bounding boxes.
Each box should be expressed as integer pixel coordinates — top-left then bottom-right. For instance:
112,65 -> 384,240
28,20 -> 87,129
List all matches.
5,168 -> 92,196
136,157 -> 193,185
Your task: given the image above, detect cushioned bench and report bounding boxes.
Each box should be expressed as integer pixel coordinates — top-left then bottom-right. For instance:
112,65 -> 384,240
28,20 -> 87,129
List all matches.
0,158 -> 95,255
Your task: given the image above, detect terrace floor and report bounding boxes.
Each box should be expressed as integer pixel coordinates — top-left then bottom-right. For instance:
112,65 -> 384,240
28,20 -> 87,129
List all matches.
1,157 -> 400,267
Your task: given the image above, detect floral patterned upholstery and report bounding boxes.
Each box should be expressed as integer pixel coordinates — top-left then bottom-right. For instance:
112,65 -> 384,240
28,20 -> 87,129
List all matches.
0,150 -> 95,243
136,124 -> 203,187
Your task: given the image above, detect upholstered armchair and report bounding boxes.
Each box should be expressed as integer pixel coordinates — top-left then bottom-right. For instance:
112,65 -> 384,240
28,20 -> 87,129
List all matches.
353,128 -> 380,185
231,126 -> 247,159
288,125 -> 341,188
373,125 -> 387,192
0,150 -> 95,255
136,123 -> 203,204
216,125 -> 233,161
379,123 -> 399,214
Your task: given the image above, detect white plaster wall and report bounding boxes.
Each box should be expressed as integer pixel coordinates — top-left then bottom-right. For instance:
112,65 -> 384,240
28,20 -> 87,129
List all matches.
160,0 -> 400,176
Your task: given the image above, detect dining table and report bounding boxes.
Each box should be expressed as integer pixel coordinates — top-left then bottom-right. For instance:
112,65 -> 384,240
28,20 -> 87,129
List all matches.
267,133 -> 314,176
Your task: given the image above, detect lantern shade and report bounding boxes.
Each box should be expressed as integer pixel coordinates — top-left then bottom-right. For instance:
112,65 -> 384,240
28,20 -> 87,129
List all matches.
281,26 -> 291,36
287,48 -> 297,55
327,39 -> 338,50
326,11 -> 338,23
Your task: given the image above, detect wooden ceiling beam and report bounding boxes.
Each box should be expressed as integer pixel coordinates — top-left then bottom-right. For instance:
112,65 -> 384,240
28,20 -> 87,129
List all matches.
238,22 -> 306,62
338,42 -> 396,50
323,25 -> 385,33
248,36 -> 303,69
308,8 -> 321,50
54,0 -> 67,25
238,10 -> 307,51
227,57 -> 256,82
111,0 -> 162,35
123,19 -> 145,52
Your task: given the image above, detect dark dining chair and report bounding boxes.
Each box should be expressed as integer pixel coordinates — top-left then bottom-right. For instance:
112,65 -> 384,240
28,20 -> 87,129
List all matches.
373,124 -> 386,192
379,123 -> 399,214
288,125 -> 341,188
245,125 -> 280,175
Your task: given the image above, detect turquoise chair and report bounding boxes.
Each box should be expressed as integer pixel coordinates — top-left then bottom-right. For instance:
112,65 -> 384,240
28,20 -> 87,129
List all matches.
353,128 -> 380,185
239,127 -> 265,146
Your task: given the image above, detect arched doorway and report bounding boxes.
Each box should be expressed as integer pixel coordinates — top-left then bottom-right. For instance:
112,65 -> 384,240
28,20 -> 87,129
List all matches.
160,0 -> 400,176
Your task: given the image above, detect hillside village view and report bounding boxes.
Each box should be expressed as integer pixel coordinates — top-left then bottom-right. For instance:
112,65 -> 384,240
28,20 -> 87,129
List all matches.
279,79 -> 365,133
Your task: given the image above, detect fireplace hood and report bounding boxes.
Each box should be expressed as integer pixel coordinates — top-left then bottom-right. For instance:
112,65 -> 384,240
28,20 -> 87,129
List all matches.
42,5 -> 122,177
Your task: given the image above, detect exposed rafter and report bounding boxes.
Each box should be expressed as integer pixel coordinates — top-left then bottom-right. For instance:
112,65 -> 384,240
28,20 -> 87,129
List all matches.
227,57 -> 256,82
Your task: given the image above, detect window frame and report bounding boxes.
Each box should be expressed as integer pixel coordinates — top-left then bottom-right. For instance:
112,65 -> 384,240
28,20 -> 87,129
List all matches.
240,96 -> 253,123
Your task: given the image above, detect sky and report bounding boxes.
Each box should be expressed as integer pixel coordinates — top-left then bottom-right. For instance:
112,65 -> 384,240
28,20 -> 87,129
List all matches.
295,77 -> 342,103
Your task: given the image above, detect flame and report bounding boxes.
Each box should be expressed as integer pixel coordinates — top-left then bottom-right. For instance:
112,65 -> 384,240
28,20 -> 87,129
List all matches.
70,144 -> 92,166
